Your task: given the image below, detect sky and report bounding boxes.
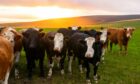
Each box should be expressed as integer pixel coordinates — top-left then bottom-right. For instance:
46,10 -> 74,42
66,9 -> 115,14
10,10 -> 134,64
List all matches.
0,0 -> 140,23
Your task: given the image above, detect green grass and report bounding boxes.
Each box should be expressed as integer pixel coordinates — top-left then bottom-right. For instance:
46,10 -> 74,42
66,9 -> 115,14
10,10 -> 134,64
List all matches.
9,20 -> 140,84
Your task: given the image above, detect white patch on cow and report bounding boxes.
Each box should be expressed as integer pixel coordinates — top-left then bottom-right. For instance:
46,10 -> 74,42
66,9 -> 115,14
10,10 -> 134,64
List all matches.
61,69 -> 65,75
79,64 -> 83,73
126,28 -> 131,38
85,37 -> 95,58
102,48 -> 105,56
3,69 -> 10,84
96,62 -> 100,66
15,68 -> 19,79
48,61 -> 54,77
15,52 -> 20,63
100,29 -> 108,43
68,56 -> 73,73
54,33 -> 64,52
14,51 -> 20,79
93,74 -> 98,83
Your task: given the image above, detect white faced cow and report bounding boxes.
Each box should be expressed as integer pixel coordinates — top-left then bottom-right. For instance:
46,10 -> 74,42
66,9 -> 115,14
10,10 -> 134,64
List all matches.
42,32 -> 67,78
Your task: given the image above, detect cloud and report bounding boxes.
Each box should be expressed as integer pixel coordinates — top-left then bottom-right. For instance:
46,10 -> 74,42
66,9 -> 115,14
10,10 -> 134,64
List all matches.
0,0 -> 140,14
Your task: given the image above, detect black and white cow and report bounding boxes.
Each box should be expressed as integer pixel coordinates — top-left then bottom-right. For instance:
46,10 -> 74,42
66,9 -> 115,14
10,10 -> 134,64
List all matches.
68,31 -> 103,84
22,28 -> 45,79
42,32 -> 67,78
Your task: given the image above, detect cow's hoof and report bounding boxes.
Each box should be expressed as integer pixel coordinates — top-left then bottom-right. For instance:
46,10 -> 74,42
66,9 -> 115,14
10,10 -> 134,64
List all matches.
86,79 -> 91,84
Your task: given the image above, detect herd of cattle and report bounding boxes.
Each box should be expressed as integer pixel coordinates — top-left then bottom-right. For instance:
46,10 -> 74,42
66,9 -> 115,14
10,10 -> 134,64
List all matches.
0,26 -> 135,84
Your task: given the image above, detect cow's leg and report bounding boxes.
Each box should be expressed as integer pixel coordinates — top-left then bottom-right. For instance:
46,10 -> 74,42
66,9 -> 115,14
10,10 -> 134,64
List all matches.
101,48 -> 105,61
68,56 -> 73,73
68,49 -> 73,73
110,42 -> 113,51
39,57 -> 45,77
93,64 -> 99,83
119,43 -> 123,54
124,45 -> 127,55
14,51 -> 20,79
60,55 -> 66,75
78,59 -> 83,73
48,57 -> 54,78
3,69 -> 10,84
26,53 -> 33,79
85,61 -> 91,84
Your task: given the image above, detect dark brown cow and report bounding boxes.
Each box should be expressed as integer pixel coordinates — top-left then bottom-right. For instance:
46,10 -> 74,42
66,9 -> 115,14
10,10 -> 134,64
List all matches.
108,27 -> 135,54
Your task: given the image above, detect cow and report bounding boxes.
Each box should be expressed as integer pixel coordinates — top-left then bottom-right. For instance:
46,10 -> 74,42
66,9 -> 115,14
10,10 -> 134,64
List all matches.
0,27 -> 23,79
57,26 -> 81,72
68,32 -> 103,84
0,36 -> 14,84
108,27 -> 135,54
22,28 -> 45,79
42,32 -> 67,78
99,28 -> 110,61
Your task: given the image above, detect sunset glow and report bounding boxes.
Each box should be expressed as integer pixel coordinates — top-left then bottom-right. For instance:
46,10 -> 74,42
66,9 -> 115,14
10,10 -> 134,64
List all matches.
0,6 -> 83,23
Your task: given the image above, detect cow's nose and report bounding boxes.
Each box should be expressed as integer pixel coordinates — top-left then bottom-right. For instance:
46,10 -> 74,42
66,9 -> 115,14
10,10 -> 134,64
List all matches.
29,44 -> 35,49
85,53 -> 92,58
54,47 -> 61,52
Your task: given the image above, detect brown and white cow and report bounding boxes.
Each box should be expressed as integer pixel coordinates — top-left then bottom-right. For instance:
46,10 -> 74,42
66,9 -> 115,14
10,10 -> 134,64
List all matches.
0,27 -> 22,79
108,27 -> 135,54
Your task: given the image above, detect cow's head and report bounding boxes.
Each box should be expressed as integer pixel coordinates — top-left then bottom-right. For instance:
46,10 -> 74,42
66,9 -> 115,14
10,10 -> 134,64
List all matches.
124,27 -> 135,38
84,37 -> 95,58
68,26 -> 81,30
100,29 -> 110,43
22,28 -> 44,49
54,33 -> 64,53
0,27 -> 22,46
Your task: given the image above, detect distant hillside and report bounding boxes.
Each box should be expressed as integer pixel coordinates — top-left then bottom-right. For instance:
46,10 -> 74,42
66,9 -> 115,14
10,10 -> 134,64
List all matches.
1,15 -> 140,28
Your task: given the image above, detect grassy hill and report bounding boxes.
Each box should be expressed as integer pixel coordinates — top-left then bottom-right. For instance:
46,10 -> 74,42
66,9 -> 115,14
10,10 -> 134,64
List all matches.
1,15 -> 140,28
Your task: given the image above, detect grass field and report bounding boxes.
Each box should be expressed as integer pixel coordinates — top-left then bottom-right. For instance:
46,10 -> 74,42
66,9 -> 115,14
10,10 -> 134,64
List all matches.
9,20 -> 140,84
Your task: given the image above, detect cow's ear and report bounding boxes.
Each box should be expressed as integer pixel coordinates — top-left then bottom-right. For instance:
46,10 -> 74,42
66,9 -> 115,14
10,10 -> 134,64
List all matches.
100,27 -> 104,30
0,26 -> 6,32
39,29 -> 43,32
78,26 -> 81,30
79,39 -> 86,45
107,31 -> 111,35
124,28 -> 127,31
96,31 -> 102,36
11,30 -> 22,41
132,28 -> 135,31
39,32 -> 45,37
22,31 -> 28,38
68,27 -> 72,30
48,36 -> 54,40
